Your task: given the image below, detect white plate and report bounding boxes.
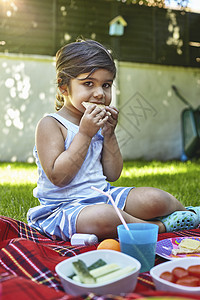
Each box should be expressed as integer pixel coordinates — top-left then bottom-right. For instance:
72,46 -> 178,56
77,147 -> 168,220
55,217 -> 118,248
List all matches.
156,236 -> 200,260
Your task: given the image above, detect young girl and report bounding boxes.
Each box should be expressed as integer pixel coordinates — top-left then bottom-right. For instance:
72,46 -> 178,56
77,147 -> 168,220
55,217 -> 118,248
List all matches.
27,39 -> 199,241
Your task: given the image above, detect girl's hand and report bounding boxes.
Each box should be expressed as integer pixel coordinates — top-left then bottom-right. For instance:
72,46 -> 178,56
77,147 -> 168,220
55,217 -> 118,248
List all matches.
101,106 -> 119,138
79,104 -> 109,138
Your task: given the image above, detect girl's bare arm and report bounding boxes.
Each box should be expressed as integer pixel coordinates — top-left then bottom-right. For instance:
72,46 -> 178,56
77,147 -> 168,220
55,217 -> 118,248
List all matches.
36,117 -> 92,187
36,106 -> 107,187
101,106 -> 123,181
101,134 -> 123,182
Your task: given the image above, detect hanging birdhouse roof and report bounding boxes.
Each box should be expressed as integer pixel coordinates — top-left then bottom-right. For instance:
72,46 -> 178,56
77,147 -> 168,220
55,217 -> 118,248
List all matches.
109,15 -> 127,27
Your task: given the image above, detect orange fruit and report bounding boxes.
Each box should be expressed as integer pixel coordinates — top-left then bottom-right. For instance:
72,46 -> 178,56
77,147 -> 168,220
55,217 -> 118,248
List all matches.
97,239 -> 121,252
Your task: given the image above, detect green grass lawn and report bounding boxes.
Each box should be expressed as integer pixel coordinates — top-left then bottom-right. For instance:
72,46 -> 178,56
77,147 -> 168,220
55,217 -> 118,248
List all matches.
0,160 -> 200,223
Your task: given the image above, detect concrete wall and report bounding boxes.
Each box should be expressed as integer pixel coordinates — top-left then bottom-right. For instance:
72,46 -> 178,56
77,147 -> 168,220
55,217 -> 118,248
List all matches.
0,53 -> 199,162
0,54 -> 56,162
116,62 -> 200,160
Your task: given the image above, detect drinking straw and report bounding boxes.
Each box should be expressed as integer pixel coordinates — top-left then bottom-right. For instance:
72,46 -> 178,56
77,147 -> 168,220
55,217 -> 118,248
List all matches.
91,186 -> 130,231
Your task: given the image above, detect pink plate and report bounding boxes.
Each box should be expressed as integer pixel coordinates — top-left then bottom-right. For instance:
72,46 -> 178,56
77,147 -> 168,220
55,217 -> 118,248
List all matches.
156,236 -> 200,260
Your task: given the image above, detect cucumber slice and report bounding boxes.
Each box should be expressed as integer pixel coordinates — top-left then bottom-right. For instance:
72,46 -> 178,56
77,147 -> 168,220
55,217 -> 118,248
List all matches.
69,259 -> 106,278
88,259 -> 107,271
96,266 -> 135,283
89,263 -> 120,278
70,259 -> 136,285
72,275 -> 81,283
72,260 -> 96,284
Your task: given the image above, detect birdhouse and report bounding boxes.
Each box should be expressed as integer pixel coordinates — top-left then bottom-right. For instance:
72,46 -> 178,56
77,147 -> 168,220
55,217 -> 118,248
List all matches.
109,15 -> 127,36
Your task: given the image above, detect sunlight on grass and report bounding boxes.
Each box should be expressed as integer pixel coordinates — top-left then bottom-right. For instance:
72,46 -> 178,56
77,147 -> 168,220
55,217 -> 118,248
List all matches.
116,160 -> 200,208
121,160 -> 195,178
0,160 -> 199,223
0,162 -> 37,185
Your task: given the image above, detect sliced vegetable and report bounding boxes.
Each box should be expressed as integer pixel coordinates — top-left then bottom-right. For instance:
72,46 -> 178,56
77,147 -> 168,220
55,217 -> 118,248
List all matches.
159,265 -> 200,287
176,275 -> 200,287
90,263 -> 120,278
70,259 -> 136,285
69,258 -> 106,279
188,265 -> 200,278
72,260 -> 96,284
172,267 -> 189,279
88,259 -> 107,271
72,262 -> 117,283
72,275 -> 81,283
96,266 -> 135,283
160,271 -> 175,283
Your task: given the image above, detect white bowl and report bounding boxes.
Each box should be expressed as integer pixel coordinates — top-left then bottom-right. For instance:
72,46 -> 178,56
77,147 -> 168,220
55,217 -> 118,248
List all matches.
150,257 -> 200,295
55,249 -> 141,296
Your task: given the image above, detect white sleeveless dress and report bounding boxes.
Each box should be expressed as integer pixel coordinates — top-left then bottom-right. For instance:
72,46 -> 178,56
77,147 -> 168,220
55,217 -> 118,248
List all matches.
27,113 -> 132,241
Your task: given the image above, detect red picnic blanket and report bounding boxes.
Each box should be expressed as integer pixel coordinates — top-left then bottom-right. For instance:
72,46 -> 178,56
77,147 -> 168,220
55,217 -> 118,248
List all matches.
0,215 -> 200,300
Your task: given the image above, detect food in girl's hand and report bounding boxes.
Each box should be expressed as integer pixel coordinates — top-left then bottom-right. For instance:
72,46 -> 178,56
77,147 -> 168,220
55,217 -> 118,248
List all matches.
159,265 -> 200,287
172,238 -> 200,255
82,101 -> 111,116
82,101 -> 106,109
70,258 -> 135,284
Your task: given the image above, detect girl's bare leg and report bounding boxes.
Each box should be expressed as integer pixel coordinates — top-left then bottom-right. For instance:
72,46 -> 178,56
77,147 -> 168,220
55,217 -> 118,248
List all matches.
124,187 -> 186,220
76,203 -> 151,239
76,187 -> 187,239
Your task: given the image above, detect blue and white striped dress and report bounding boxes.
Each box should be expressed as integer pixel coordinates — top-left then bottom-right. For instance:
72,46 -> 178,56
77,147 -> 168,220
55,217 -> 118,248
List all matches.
27,113 -> 132,241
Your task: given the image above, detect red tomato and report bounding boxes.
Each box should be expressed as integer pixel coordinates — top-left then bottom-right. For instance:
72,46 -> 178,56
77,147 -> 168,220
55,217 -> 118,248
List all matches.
188,265 -> 200,278
160,271 -> 175,283
176,275 -> 200,287
172,267 -> 188,279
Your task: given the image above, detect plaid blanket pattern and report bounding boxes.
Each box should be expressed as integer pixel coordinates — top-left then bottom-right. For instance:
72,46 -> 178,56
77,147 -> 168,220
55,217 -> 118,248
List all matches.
1,215 -> 200,300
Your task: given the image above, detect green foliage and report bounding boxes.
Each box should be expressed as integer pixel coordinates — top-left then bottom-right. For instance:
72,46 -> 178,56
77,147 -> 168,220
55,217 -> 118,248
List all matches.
0,160 -> 199,223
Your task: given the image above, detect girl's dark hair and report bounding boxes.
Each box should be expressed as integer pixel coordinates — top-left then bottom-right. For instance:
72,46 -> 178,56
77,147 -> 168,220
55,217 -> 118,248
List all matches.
55,39 -> 116,111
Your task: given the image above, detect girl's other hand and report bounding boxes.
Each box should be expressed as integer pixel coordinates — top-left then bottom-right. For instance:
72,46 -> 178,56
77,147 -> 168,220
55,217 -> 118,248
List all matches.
101,106 -> 119,138
79,104 -> 109,138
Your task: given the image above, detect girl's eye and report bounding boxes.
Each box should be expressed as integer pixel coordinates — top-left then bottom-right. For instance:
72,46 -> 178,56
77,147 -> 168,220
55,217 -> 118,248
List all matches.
84,81 -> 93,87
103,83 -> 112,88
83,81 -> 112,88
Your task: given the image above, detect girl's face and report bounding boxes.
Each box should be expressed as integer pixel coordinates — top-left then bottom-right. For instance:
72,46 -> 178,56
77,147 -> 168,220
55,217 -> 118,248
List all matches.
64,68 -> 114,114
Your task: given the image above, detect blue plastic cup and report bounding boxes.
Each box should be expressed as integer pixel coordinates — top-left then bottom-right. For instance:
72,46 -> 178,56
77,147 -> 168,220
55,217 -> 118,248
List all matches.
117,223 -> 159,273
